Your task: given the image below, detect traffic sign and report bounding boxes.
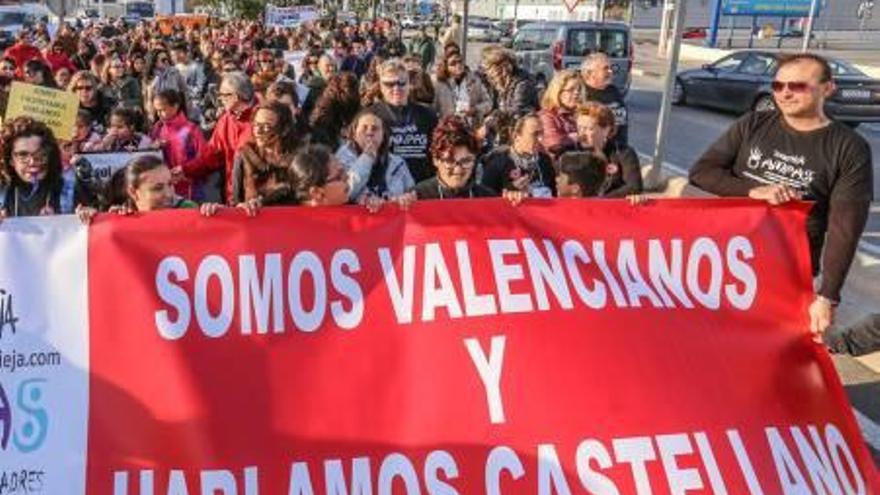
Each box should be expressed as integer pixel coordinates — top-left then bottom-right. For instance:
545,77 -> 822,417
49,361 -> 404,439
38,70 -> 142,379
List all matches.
721,0 -> 820,16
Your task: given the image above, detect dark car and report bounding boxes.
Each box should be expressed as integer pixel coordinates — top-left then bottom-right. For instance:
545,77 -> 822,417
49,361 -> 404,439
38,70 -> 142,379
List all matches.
673,50 -> 880,126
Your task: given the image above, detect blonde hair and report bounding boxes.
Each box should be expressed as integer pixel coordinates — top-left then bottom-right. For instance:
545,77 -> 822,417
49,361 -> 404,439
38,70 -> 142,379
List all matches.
541,70 -> 580,111
377,58 -> 407,80
69,70 -> 100,92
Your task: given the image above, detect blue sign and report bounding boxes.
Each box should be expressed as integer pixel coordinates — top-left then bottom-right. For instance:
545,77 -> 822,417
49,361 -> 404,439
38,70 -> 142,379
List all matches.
722,0 -> 820,16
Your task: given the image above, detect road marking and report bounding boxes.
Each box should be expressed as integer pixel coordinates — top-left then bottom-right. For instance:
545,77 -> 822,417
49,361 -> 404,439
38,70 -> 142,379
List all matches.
636,151 -> 880,259
853,409 -> 880,452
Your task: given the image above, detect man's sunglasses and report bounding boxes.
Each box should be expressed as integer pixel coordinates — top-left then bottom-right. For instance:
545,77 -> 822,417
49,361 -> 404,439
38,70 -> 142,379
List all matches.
771,81 -> 813,93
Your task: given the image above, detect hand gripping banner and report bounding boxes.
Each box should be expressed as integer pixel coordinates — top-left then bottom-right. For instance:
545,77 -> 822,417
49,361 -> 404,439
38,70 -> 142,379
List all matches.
0,199 -> 877,494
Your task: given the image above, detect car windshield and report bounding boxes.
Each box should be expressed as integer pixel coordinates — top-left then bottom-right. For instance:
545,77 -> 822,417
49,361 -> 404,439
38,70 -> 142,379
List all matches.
566,29 -> 629,58
0,12 -> 27,27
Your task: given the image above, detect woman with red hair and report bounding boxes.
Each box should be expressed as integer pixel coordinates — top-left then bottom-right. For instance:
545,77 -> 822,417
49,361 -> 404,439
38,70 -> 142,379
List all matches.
413,116 -> 496,200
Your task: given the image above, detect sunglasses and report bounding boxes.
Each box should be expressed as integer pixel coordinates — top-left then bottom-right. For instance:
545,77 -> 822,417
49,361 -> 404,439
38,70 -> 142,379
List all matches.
381,79 -> 408,89
771,81 -> 812,93
73,85 -> 95,91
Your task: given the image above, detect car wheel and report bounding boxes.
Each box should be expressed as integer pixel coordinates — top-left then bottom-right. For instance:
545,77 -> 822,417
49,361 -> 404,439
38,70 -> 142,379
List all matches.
753,94 -> 776,112
672,79 -> 686,106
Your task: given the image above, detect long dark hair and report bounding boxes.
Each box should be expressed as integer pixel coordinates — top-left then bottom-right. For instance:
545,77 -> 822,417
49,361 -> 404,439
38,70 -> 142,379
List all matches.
251,100 -> 299,155
284,144 -> 334,205
0,117 -> 63,202
24,60 -> 58,89
309,72 -> 360,147
145,48 -> 170,82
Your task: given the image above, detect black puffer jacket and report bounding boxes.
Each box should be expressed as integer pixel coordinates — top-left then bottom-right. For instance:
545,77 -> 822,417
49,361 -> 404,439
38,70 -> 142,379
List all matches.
497,69 -> 538,118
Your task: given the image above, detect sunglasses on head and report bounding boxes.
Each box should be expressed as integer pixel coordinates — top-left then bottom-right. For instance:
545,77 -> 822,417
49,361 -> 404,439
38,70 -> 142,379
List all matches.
771,81 -> 813,93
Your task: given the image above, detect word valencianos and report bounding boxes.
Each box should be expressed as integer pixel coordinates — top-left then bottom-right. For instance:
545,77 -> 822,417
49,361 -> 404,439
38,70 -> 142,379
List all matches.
153,236 -> 758,340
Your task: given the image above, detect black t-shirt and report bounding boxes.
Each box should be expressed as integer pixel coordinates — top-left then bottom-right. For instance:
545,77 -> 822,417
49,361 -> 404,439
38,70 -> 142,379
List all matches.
369,101 -> 439,183
413,176 -> 497,200
583,84 -> 628,147
690,110 -> 873,301
480,147 -> 556,198
600,143 -> 643,198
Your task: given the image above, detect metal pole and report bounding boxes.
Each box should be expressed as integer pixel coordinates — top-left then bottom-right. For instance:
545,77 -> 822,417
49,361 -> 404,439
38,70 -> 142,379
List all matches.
598,0 -> 606,21
802,0 -> 819,51
707,0 -> 722,47
657,0 -> 671,56
648,0 -> 687,188
461,0 -> 469,66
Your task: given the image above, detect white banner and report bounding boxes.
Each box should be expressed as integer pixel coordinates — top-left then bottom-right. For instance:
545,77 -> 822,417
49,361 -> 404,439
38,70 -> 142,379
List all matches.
0,216 -> 88,494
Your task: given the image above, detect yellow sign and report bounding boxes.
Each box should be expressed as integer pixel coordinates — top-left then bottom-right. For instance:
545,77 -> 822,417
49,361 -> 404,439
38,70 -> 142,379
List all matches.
4,82 -> 80,140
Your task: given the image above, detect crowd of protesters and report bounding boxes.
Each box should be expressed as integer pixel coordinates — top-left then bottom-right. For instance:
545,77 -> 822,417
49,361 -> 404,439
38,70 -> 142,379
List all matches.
0,14 -> 874,344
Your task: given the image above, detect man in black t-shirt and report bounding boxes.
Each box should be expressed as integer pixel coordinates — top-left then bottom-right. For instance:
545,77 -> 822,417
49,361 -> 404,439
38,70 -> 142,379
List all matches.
690,53 -> 873,338
580,53 -> 628,147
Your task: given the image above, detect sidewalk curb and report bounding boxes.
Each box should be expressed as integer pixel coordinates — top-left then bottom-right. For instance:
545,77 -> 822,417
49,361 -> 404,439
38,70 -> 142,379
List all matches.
632,68 -> 663,78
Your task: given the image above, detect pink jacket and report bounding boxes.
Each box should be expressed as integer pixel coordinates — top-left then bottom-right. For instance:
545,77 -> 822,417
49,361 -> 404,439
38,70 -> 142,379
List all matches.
150,112 -> 206,198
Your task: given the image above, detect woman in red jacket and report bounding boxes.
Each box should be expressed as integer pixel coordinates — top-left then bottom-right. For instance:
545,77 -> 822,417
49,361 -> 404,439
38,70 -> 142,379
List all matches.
538,69 -> 581,161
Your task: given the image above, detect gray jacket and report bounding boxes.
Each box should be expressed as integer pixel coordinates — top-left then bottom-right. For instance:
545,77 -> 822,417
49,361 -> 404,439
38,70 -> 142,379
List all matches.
336,142 -> 415,201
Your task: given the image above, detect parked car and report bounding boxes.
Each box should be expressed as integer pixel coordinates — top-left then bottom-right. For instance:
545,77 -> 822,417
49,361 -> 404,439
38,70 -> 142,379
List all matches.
511,21 -> 632,94
682,27 -> 706,39
467,19 -> 502,42
673,50 -> 880,126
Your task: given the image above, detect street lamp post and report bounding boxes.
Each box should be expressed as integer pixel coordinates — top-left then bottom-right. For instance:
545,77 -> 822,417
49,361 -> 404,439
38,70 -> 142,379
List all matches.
802,0 -> 819,51
648,0 -> 688,188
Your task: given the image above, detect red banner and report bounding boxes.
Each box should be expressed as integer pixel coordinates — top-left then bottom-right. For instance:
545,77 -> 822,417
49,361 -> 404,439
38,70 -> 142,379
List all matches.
87,199 -> 878,494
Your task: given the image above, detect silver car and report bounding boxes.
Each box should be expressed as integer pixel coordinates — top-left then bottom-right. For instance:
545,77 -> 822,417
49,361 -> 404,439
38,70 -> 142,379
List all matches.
512,21 -> 632,94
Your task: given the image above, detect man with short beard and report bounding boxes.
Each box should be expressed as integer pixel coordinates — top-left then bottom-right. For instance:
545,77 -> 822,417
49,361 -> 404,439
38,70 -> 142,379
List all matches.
690,53 -> 873,339
580,52 -> 628,147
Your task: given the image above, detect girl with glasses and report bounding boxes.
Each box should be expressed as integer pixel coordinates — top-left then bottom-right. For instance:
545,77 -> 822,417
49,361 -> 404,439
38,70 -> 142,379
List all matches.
0,117 -> 78,218
413,116 -> 496,200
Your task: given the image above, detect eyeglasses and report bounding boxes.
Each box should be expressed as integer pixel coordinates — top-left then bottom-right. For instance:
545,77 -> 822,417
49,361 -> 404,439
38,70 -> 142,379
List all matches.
381,79 -> 408,89
157,57 -> 169,63
12,150 -> 48,165
771,81 -> 812,93
110,63 -> 125,69
438,156 -> 476,170
73,85 -> 95,91
0,65 -> 14,71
